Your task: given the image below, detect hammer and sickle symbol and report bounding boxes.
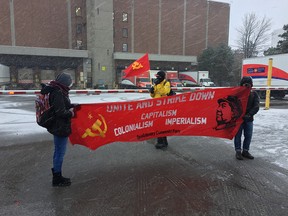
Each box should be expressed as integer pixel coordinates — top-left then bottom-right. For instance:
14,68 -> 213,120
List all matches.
82,114 -> 107,138
132,61 -> 143,70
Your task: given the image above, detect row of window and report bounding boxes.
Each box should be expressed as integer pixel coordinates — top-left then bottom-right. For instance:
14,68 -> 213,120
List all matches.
123,43 -> 128,52
120,12 -> 128,52
76,6 -> 128,22
122,13 -> 128,22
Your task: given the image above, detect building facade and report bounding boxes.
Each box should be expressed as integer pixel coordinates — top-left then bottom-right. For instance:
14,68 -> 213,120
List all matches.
0,0 -> 229,89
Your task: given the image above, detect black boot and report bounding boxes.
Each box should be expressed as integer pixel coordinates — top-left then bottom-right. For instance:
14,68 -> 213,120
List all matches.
52,168 -> 71,187
236,151 -> 243,160
155,142 -> 167,149
155,137 -> 167,149
242,150 -> 254,159
163,137 -> 168,147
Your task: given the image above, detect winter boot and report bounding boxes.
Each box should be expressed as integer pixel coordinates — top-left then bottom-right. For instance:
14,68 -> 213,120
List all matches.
155,143 -> 167,149
242,151 -> 254,159
52,168 -> 71,187
236,151 -> 243,160
155,137 -> 167,149
163,137 -> 168,147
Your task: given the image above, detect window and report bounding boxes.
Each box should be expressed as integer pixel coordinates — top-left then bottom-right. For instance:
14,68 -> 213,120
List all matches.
122,43 -> 128,52
122,28 -> 128,38
76,40 -> 83,49
75,7 -> 81,16
122,13 -> 128,22
76,24 -> 82,34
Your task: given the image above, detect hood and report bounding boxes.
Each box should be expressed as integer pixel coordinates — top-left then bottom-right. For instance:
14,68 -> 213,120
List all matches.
40,83 -> 54,95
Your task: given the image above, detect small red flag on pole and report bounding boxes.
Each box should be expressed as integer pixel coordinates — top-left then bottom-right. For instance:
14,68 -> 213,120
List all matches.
123,53 -> 150,78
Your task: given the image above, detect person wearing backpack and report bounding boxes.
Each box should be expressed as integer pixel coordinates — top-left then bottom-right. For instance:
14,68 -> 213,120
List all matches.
40,72 -> 77,187
149,70 -> 171,149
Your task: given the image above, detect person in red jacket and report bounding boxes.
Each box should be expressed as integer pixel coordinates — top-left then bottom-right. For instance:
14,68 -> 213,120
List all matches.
149,70 -> 171,149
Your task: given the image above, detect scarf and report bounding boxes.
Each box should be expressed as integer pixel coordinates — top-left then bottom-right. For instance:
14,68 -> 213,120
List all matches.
49,80 -> 70,96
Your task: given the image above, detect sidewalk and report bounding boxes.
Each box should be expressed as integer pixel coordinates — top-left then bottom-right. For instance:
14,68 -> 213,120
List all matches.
1,135 -> 288,216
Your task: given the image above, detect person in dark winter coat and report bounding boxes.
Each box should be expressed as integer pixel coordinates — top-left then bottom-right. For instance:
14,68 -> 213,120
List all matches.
234,76 -> 260,160
149,70 -> 171,149
41,72 -> 77,186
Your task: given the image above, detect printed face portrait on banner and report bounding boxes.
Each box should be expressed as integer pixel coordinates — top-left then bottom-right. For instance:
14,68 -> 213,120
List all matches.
215,95 -> 243,130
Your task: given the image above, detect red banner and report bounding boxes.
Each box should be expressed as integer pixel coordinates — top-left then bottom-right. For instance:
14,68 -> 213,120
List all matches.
123,53 -> 150,78
69,87 -> 250,150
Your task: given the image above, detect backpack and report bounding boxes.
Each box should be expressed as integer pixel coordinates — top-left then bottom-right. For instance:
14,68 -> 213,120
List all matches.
35,93 -> 54,128
164,81 -> 176,96
167,89 -> 176,96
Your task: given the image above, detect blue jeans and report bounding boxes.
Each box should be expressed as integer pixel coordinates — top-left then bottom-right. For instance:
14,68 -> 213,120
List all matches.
234,121 -> 253,152
53,135 -> 68,173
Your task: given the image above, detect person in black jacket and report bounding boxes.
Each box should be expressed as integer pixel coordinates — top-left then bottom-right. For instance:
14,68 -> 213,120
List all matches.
234,76 -> 260,160
41,72 -> 76,186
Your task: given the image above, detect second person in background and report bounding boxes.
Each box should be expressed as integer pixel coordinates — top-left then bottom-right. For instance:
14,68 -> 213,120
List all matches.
149,70 -> 171,149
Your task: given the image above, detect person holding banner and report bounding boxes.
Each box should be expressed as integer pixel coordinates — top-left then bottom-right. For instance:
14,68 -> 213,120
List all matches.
234,76 -> 259,160
149,70 -> 171,149
41,72 -> 76,187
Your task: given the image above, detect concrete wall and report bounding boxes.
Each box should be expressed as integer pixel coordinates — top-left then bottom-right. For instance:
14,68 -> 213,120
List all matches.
113,0 -> 230,56
86,0 -> 114,88
0,0 -> 11,45
207,1 -> 230,47
0,0 -> 86,49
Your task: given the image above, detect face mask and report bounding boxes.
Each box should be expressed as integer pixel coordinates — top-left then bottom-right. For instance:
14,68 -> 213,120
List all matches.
154,77 -> 164,85
243,83 -> 251,87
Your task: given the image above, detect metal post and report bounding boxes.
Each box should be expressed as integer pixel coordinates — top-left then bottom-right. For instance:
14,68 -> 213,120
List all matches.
158,0 -> 162,54
131,0 -> 135,53
205,0 -> 210,49
264,58 -> 273,110
183,0 -> 186,55
67,0 -> 72,49
9,0 -> 16,46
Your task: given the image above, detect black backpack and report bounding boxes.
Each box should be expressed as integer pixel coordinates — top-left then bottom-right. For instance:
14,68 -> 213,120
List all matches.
164,81 -> 176,96
167,89 -> 176,96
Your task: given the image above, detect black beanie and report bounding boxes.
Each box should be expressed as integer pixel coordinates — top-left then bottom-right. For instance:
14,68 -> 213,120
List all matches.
55,72 -> 72,87
156,70 -> 166,79
240,76 -> 253,87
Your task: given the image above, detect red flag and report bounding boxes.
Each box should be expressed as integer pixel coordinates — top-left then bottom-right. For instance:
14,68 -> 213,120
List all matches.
123,53 -> 150,78
69,87 -> 250,150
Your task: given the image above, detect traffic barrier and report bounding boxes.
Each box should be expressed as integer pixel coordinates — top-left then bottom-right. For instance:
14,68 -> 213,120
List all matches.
0,86 -> 287,95
0,89 -> 149,95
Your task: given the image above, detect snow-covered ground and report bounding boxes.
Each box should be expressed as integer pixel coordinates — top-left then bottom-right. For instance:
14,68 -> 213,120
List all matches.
0,93 -> 288,170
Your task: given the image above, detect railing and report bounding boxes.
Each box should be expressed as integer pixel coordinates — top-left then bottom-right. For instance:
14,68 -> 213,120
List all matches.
0,86 -> 287,95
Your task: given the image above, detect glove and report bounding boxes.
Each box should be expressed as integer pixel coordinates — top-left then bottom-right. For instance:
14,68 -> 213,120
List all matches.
243,114 -> 251,121
74,104 -> 81,112
69,108 -> 75,117
149,86 -> 154,94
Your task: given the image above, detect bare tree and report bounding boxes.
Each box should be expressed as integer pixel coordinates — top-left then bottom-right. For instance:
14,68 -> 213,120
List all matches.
236,13 -> 272,58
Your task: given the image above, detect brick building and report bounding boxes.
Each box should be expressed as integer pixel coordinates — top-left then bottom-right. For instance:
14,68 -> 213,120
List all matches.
0,0 -> 229,89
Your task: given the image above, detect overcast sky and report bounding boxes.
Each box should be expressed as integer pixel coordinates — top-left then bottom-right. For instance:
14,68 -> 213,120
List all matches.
215,0 -> 288,49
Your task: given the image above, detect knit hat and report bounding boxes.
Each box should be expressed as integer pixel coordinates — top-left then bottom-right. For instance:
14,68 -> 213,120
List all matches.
55,72 -> 73,87
240,76 -> 253,87
156,70 -> 166,79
